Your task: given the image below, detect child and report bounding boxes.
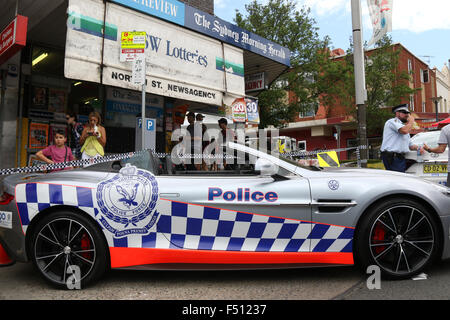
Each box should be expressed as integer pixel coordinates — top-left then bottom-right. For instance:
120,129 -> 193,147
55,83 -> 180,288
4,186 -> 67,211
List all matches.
36,129 -> 74,171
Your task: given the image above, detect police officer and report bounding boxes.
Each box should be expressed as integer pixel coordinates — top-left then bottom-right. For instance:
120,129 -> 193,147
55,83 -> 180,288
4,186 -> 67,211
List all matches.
380,104 -> 423,172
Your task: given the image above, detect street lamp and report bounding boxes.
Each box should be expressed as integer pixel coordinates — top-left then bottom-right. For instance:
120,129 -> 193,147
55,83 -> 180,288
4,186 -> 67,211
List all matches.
431,96 -> 443,122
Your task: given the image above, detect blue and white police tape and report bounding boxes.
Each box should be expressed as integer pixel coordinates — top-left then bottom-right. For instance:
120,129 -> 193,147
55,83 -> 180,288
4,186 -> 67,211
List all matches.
0,144 -> 371,176
0,151 -> 147,176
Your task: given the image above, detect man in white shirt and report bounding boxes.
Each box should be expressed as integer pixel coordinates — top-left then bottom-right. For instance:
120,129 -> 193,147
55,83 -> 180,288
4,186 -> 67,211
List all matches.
424,123 -> 450,187
380,104 -> 423,172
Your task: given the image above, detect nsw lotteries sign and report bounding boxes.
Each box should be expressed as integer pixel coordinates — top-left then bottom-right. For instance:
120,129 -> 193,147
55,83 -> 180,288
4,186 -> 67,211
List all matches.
65,0 -> 244,106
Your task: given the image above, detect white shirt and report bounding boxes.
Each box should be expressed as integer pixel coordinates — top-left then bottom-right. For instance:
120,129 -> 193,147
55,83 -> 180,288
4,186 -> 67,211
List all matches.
380,118 -> 412,153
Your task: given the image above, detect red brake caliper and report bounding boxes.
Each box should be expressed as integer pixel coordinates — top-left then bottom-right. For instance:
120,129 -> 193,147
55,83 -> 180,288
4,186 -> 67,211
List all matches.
372,222 -> 386,255
80,233 -> 92,260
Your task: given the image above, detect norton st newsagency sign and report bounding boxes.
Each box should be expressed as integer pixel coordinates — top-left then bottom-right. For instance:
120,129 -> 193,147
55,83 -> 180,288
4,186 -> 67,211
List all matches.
65,0 -> 244,105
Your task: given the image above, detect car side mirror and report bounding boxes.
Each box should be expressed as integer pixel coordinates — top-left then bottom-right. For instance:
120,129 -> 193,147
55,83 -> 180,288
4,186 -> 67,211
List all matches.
255,158 -> 278,176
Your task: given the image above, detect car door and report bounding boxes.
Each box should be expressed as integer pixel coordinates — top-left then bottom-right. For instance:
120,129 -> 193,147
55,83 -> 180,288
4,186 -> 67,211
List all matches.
156,171 -> 312,253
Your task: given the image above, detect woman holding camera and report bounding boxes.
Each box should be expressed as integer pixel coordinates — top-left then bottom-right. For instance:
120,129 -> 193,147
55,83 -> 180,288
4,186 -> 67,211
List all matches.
80,111 -> 107,161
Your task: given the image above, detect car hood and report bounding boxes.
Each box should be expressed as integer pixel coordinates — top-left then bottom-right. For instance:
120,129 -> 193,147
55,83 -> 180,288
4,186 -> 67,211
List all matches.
320,167 -> 408,177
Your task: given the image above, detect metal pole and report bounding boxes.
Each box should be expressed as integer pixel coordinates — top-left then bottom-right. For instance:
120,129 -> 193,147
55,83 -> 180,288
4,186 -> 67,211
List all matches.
0,70 -> 6,169
141,83 -> 145,150
435,100 -> 438,122
351,0 -> 368,167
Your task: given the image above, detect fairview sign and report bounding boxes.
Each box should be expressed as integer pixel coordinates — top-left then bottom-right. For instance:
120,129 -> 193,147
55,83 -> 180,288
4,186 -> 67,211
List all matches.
0,15 -> 28,66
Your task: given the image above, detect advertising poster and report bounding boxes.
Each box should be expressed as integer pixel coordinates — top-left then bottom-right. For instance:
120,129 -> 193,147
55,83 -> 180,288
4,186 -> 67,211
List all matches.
245,98 -> 260,124
48,89 -> 67,113
32,87 -> 47,110
29,122 -> 49,149
231,98 -> 247,123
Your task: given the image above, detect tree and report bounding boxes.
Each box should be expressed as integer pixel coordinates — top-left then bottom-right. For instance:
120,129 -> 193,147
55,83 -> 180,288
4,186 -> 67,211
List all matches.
321,35 -> 419,136
234,0 -> 332,128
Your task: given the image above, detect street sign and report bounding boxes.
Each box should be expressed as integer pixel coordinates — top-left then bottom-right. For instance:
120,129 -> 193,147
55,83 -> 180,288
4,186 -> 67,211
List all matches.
317,151 -> 340,167
132,54 -> 146,85
120,31 -> 146,62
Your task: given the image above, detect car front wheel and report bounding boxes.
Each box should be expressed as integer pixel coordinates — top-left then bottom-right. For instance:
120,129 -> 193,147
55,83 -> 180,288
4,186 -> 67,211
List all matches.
355,198 -> 441,279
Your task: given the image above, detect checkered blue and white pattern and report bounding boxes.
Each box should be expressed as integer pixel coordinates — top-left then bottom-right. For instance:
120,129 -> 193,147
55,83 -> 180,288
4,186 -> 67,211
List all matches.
15,182 -> 354,253
15,183 -> 97,234
150,200 -> 354,253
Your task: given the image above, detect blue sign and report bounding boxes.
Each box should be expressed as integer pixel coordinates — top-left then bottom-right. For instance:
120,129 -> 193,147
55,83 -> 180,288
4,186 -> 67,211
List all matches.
184,6 -> 290,66
146,119 -> 155,131
137,118 -> 155,131
110,0 -> 185,26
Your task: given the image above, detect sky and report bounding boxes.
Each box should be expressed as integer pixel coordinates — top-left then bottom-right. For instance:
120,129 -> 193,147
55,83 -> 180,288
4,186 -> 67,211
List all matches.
214,0 -> 450,71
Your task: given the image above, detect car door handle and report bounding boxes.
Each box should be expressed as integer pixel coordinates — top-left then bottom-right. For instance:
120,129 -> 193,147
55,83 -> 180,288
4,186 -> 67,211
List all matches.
159,193 -> 180,198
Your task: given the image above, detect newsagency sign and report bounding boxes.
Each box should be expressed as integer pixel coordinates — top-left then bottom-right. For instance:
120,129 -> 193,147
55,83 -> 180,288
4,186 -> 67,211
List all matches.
65,0 -> 244,105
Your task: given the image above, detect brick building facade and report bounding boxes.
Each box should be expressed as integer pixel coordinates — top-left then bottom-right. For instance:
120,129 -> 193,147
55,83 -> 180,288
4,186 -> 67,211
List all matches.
179,0 -> 214,15
279,43 -> 449,160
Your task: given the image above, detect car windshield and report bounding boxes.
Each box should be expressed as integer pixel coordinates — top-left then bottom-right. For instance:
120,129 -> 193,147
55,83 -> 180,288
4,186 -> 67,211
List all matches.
82,150 -> 157,173
410,131 -> 441,148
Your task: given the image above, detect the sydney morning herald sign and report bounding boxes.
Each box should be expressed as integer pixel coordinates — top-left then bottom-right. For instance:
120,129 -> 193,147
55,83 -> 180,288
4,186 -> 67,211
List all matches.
109,0 -> 291,66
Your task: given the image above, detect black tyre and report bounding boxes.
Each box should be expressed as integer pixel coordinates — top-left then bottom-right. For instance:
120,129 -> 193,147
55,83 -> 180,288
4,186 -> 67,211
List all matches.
29,210 -> 109,289
355,198 -> 441,279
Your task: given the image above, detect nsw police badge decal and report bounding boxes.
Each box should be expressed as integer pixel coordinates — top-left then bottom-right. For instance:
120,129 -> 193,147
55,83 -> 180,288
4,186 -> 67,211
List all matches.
96,164 -> 159,238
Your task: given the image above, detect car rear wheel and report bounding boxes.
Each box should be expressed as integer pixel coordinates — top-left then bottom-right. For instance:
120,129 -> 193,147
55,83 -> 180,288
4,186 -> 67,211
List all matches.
355,198 -> 440,279
29,210 -> 109,289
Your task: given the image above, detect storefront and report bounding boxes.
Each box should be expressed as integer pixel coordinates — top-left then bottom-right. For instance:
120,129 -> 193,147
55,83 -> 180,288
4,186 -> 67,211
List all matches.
0,0 -> 290,168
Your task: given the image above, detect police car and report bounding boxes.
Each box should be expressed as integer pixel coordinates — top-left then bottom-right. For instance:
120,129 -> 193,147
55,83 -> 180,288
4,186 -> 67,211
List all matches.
405,130 -> 448,186
1,142 -> 450,288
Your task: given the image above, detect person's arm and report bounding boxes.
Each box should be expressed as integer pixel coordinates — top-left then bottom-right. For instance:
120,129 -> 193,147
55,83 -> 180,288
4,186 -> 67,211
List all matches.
36,148 -> 54,165
424,143 -> 447,154
79,127 -> 89,146
398,115 -> 414,134
97,126 -> 106,147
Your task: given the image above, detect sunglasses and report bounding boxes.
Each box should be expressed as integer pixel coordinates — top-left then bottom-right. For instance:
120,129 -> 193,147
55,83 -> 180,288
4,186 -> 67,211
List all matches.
399,111 -> 410,114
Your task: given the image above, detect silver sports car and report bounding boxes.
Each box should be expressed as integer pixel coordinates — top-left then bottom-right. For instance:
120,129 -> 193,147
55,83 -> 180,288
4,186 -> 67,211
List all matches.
0,142 -> 449,288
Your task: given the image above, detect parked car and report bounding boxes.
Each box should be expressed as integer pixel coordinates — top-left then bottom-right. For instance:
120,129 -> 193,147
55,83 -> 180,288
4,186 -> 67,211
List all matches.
405,130 -> 448,186
1,142 -> 450,289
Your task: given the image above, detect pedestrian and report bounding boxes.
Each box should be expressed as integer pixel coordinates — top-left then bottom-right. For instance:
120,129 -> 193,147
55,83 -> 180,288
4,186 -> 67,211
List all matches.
80,111 -> 107,161
217,118 -> 236,170
423,123 -> 450,187
185,111 -> 201,170
36,129 -> 74,172
196,113 -> 208,170
380,104 -> 423,172
66,112 -> 84,159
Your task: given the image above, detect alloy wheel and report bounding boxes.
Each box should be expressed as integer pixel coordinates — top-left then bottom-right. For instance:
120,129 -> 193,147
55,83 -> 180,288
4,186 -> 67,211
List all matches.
369,205 -> 435,276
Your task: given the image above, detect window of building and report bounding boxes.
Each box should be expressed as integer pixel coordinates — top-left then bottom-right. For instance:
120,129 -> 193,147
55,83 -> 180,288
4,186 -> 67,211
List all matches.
410,95 -> 415,111
420,69 -> 429,83
298,140 -> 306,151
408,59 -> 412,74
422,102 -> 426,113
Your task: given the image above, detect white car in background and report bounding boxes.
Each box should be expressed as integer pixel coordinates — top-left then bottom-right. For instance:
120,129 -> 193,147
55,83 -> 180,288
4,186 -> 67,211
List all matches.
406,130 -> 448,186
